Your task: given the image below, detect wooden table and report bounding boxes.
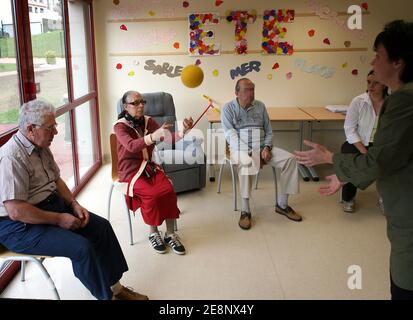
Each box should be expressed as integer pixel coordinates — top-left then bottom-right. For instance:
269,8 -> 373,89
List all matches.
299,106 -> 347,180
299,107 -> 346,121
299,106 -> 346,141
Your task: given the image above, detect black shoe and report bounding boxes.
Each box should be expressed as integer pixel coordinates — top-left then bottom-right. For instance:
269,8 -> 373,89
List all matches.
148,232 -> 167,254
164,233 -> 186,255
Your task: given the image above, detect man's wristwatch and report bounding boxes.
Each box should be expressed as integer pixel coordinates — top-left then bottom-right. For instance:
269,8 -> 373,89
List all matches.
264,145 -> 272,151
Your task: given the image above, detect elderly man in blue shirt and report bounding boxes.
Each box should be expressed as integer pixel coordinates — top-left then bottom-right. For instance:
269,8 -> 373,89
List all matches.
221,78 -> 302,230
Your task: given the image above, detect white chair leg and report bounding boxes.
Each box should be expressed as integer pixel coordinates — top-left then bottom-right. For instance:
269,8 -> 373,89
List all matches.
20,261 -> 26,281
272,167 -> 278,207
31,258 -> 60,300
217,158 -> 238,211
121,198 -> 134,245
254,171 -> 260,189
217,159 -> 225,193
2,257 -> 60,300
107,183 -> 114,221
230,162 -> 237,211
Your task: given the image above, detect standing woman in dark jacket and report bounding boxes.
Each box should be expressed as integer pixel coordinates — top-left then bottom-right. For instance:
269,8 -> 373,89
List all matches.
295,20 -> 413,300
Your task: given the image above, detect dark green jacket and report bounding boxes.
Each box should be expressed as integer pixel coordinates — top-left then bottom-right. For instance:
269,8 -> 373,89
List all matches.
333,82 -> 413,290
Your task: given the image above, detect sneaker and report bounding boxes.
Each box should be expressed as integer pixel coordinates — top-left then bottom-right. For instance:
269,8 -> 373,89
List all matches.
113,286 -> 149,300
275,205 -> 302,222
238,211 -> 252,230
342,200 -> 355,213
164,233 -> 186,255
148,232 -> 167,254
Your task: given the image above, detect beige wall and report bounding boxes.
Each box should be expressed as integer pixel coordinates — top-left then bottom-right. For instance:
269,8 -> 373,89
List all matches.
93,0 -> 413,162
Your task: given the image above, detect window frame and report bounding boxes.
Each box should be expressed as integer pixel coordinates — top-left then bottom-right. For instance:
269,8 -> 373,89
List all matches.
0,0 -> 102,195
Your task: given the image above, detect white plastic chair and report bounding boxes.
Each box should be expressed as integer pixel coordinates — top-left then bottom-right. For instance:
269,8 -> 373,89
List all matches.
107,133 -> 177,245
107,133 -> 135,245
217,142 -> 278,210
0,244 -> 60,300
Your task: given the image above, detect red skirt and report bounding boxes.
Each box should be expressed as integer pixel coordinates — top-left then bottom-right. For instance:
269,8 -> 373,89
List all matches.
126,170 -> 179,226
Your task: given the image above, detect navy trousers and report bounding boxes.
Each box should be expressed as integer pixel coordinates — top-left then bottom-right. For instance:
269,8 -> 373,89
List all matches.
0,193 -> 128,300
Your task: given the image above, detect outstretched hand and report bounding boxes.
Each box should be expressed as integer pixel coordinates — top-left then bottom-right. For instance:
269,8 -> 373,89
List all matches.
294,140 -> 334,167
183,117 -> 194,134
318,174 -> 344,196
151,122 -> 173,141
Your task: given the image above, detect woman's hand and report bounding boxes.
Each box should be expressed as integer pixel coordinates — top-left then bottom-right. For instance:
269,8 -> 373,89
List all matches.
151,122 -> 173,141
318,174 -> 344,196
183,117 -> 194,135
294,140 -> 334,166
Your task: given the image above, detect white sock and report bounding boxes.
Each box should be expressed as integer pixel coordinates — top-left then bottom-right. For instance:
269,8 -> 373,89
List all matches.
111,281 -> 122,295
242,198 -> 251,213
277,194 -> 289,209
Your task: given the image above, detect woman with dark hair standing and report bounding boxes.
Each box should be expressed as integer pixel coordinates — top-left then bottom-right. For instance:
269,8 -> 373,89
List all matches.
114,90 -> 193,255
341,70 -> 388,213
295,20 -> 413,299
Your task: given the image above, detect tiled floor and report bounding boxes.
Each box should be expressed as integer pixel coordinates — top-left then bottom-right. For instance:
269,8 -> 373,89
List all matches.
0,164 -> 390,300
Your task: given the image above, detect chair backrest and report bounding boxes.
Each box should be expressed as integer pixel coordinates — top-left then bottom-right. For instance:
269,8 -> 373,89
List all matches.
109,133 -> 119,182
117,92 -> 177,132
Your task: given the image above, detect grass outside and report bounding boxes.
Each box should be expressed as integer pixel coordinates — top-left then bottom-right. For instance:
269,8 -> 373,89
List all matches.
0,64 -> 16,73
0,30 -> 64,58
0,107 -> 18,124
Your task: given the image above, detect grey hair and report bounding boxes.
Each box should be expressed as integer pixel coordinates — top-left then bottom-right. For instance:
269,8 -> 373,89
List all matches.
18,99 -> 56,131
121,90 -> 139,106
235,78 -> 252,92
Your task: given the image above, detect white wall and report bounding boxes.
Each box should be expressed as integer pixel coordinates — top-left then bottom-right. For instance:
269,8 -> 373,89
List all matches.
93,0 -> 413,161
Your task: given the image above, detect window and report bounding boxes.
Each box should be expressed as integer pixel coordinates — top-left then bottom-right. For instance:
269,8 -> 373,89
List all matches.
68,0 -> 92,99
75,101 -> 98,179
0,0 -> 101,190
0,0 -> 21,135
50,112 -> 75,189
30,4 -> 68,107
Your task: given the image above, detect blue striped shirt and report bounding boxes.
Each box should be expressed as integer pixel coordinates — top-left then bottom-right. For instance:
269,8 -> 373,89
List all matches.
221,99 -> 273,152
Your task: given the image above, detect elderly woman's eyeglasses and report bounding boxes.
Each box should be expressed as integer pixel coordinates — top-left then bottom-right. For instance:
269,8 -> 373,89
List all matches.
128,99 -> 146,106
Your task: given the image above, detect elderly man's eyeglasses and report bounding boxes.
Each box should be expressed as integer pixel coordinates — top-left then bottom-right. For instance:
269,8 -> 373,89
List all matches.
128,99 -> 146,106
34,123 -> 58,132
